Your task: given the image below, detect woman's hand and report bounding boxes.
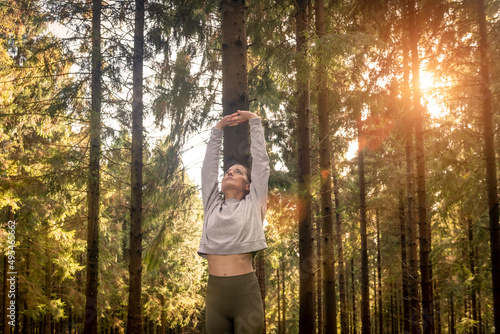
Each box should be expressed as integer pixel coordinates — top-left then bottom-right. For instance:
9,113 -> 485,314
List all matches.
234,110 -> 258,121
215,111 -> 259,130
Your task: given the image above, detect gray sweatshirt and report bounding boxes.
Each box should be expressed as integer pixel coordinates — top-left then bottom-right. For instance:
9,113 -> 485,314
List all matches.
198,118 -> 269,258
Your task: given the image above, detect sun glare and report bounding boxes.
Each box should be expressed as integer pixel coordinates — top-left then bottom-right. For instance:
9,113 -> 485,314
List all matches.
419,70 -> 448,120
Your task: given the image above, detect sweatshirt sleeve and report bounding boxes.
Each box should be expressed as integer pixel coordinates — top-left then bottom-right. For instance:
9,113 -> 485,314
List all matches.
201,128 -> 223,210
248,118 -> 270,212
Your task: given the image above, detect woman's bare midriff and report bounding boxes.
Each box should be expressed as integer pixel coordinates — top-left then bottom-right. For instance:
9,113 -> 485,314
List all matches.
207,253 -> 253,277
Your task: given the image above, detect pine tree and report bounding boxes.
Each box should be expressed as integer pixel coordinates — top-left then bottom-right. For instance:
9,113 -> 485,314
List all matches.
475,0 -> 500,328
295,0 -> 315,332
315,0 -> 337,332
126,0 -> 145,333
83,1 -> 102,332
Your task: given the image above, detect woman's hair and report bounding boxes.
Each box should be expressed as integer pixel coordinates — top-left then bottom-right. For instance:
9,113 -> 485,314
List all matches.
239,165 -> 252,184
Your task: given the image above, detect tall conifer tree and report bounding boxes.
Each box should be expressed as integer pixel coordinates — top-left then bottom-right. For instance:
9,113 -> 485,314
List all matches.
84,1 -> 102,332
295,0 -> 315,332
126,0 -> 145,333
408,0 -> 434,331
357,120 -> 370,334
220,0 -> 250,171
315,0 -> 336,332
475,0 -> 500,328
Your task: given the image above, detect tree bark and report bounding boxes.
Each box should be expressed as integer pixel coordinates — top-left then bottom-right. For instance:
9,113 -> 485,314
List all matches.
126,0 -> 144,333
220,0 -> 250,171
434,281 -> 441,334
407,0 -> 433,331
357,120 -> 371,334
83,1 -> 101,332
476,0 -> 500,329
295,0 -> 315,332
315,1 -> 337,332
220,0 -> 267,320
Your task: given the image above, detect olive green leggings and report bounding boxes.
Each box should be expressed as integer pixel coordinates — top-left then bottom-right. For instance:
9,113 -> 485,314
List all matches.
206,272 -> 264,334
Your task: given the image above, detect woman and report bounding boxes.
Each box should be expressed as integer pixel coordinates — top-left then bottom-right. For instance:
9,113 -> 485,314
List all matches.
198,110 -> 270,333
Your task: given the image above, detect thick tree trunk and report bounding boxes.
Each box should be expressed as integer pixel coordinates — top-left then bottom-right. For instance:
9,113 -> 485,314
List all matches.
295,1 -> 315,332
357,120 -> 371,334
220,0 -> 267,319
220,0 -> 250,171
434,281 -> 441,334
83,1 -> 101,332
476,0 -> 500,329
407,0 -> 433,332
403,35 -> 421,334
126,0 -> 144,333
315,1 -> 337,332
334,172 -> 348,334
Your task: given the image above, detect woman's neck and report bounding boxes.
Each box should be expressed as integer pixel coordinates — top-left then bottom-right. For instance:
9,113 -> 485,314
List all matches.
224,190 -> 245,201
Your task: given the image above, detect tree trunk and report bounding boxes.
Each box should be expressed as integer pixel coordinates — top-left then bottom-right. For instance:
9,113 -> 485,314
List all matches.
126,0 -> 144,333
434,281 -> 441,334
44,247 -> 51,334
357,120 -> 371,334
295,0 -> 315,332
3,253 -> 9,334
316,206 -> 323,334
334,172 -> 348,334
220,0 -> 267,319
255,252 -> 266,334
351,257 -> 357,334
449,294 -> 456,334
476,0 -> 500,329
403,25 -> 420,334
83,1 -> 102,332
315,1 -> 337,332
376,211 -> 383,334
399,190 -> 411,334
407,0 -> 433,332
467,219 -> 478,334
220,0 -> 250,171
22,242 -> 31,334
277,267 -> 281,334
282,262 -> 286,334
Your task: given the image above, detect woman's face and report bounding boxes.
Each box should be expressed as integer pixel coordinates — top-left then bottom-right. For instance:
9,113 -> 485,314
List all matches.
221,164 -> 250,197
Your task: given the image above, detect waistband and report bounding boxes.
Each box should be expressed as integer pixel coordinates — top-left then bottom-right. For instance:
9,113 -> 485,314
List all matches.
207,272 -> 260,298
